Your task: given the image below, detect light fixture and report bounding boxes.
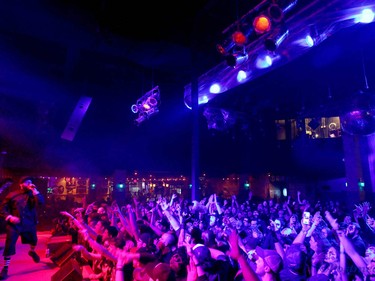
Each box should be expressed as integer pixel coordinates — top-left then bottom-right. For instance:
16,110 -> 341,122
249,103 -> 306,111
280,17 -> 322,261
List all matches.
236,70 -> 249,83
304,25 -> 326,47
267,0 -> 299,23
131,86 -> 160,126
354,8 -> 375,23
217,28 -> 250,56
253,15 -> 272,34
255,53 -> 273,69
217,29 -> 250,68
267,4 -> 284,23
225,45 -> 249,67
264,28 -> 289,51
232,30 -> 247,46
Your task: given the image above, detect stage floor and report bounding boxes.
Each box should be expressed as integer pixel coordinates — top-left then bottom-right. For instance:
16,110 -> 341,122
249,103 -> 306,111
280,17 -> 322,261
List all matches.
0,231 -> 60,281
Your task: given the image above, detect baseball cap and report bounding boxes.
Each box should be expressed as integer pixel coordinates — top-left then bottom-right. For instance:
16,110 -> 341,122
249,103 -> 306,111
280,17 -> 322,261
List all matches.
19,176 -> 33,184
256,246 -> 283,273
192,244 -> 212,265
285,243 -> 307,272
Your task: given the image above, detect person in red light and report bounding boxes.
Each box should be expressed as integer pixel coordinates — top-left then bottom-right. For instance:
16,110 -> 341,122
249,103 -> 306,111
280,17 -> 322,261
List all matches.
0,176 -> 45,280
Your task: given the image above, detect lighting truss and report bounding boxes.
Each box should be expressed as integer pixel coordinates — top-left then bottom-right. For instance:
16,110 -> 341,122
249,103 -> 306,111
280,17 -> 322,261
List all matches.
184,0 -> 375,110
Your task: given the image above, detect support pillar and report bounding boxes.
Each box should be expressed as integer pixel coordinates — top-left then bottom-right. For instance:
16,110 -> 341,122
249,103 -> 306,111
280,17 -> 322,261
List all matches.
342,132 -> 375,202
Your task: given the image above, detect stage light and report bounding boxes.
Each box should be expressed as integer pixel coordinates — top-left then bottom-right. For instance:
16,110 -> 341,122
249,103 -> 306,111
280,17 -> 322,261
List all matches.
253,15 -> 272,34
131,85 -> 160,125
225,45 -> 249,67
255,54 -> 273,69
264,28 -> 289,51
209,83 -> 221,94
216,41 -> 233,56
217,28 -> 250,56
237,70 -> 248,83
232,31 -> 247,45
142,96 -> 158,110
268,4 -> 284,23
355,8 -> 374,23
268,0 -> 299,23
304,25 -> 326,47
199,95 -> 209,105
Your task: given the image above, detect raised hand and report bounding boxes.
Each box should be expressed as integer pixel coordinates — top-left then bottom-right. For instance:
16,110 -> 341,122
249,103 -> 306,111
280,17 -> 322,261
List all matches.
362,201 -> 371,214
60,211 -> 74,219
311,211 -> 322,226
227,230 -> 241,260
325,210 -> 339,230
8,216 -> 21,224
160,201 -> 169,211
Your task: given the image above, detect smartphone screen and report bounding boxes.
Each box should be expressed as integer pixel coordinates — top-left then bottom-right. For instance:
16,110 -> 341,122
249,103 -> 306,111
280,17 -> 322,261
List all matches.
303,211 -> 310,224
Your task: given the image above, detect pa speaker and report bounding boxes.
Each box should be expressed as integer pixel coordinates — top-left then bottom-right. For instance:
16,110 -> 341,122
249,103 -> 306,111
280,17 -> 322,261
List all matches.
50,243 -> 75,267
51,258 -> 82,281
47,235 -> 72,256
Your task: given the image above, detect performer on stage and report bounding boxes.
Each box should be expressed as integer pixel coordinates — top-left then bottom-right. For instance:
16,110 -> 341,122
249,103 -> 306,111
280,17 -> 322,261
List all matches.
0,176 -> 45,280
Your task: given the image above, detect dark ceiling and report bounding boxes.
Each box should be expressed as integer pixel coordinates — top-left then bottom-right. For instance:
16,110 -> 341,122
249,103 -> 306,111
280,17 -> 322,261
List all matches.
0,0 -> 374,178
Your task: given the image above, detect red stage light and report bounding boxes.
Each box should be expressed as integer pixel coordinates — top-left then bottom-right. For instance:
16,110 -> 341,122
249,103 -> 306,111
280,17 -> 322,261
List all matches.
232,31 -> 247,45
253,15 -> 271,34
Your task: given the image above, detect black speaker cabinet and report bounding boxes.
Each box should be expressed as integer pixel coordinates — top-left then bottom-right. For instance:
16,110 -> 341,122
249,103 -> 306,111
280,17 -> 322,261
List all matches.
51,258 -> 82,281
47,235 -> 72,256
50,243 -> 76,267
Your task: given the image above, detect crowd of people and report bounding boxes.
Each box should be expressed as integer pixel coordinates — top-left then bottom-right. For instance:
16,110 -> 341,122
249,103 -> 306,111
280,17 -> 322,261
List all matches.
49,188 -> 375,281
1,176 -> 375,281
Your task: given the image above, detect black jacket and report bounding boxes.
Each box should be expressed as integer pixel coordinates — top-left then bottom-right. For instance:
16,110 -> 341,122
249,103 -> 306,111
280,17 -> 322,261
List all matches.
0,189 -> 45,229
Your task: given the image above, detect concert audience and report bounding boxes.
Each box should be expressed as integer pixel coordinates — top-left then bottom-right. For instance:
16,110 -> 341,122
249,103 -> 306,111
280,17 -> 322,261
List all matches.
53,190 -> 375,281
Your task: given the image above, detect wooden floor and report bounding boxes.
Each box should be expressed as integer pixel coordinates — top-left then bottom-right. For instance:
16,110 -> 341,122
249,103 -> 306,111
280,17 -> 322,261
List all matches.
0,231 -> 60,281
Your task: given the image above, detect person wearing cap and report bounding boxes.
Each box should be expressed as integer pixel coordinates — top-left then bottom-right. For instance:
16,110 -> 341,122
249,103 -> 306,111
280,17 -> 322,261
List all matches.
279,218 -> 312,281
255,246 -> 283,281
0,176 -> 45,280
